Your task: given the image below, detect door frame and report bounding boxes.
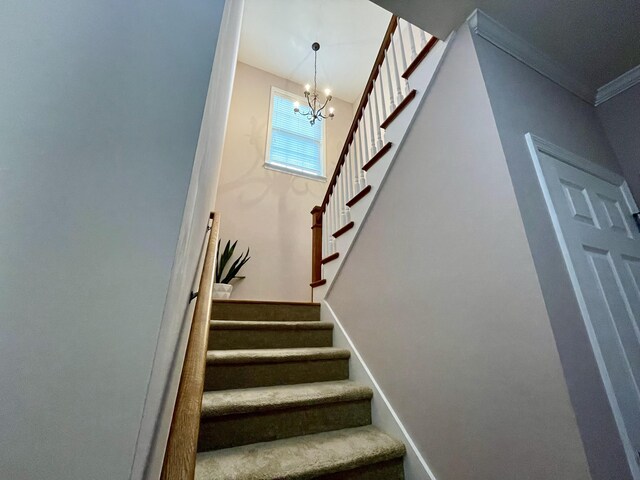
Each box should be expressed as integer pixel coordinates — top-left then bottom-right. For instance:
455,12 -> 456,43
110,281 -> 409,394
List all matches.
526,132 -> 640,478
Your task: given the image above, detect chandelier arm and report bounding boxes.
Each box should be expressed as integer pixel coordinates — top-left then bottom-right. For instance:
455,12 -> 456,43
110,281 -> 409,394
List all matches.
316,97 -> 330,114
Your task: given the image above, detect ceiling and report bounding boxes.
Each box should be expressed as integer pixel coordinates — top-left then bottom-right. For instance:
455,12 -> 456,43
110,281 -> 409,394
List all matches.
238,0 -> 392,104
371,0 -> 640,93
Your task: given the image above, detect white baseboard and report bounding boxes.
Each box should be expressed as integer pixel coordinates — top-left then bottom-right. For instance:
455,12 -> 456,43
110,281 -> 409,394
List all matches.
322,301 -> 438,480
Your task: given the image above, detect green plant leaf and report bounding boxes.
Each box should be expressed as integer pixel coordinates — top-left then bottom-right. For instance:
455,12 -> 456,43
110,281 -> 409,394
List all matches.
220,247 -> 250,284
215,241 -> 251,284
215,239 -> 229,283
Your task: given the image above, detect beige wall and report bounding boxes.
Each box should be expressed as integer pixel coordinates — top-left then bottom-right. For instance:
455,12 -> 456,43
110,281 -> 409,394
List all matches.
326,25 -> 592,479
215,62 -> 353,301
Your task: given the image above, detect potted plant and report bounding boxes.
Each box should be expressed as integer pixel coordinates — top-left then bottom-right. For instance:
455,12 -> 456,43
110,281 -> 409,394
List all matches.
213,240 -> 250,299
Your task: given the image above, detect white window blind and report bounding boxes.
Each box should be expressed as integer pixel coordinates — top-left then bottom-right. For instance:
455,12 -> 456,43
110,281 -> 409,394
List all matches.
266,89 -> 325,179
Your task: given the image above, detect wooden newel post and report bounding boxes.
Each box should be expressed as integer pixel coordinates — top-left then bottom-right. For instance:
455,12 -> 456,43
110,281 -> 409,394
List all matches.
311,205 -> 323,284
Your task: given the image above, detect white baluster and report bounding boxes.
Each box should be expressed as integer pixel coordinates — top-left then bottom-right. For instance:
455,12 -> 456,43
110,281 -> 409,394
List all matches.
336,174 -> 344,229
321,210 -> 325,259
336,180 -> 343,229
367,95 -> 377,157
406,20 -> 417,60
327,196 -> 336,249
420,29 -> 428,49
384,49 -> 396,112
332,193 -> 338,252
338,165 -> 344,220
353,129 -> 361,194
331,192 -> 337,252
329,196 -> 334,250
351,145 -> 358,199
357,120 -> 368,189
341,156 -> 348,208
359,112 -> 370,169
326,200 -> 332,255
342,166 -> 350,223
377,66 -> 388,121
372,80 -> 383,150
324,209 -> 329,258
347,145 -> 356,200
396,21 -> 411,95
389,33 -> 404,107
336,179 -> 343,229
356,121 -> 365,170
352,137 -> 361,195
348,144 -> 357,198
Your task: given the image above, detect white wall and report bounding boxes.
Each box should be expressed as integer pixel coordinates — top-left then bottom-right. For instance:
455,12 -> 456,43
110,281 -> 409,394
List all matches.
471,28 -> 634,480
325,24 -> 591,480
0,1 -> 226,478
131,2 -> 243,478
214,62 -> 353,301
597,83 -> 640,204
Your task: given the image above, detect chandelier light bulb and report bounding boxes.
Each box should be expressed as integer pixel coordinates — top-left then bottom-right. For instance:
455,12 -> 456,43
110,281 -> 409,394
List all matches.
305,84 -> 311,93
324,88 -> 331,96
293,101 -> 300,112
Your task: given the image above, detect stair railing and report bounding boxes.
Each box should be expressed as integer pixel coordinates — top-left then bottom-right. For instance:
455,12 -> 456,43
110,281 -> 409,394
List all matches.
161,211 -> 220,480
310,16 -> 437,286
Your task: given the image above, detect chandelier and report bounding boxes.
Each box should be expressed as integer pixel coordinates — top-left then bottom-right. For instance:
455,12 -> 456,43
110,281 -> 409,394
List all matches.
293,42 -> 335,126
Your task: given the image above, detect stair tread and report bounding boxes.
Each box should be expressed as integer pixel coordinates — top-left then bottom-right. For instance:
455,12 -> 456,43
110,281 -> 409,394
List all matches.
210,320 -> 333,330
211,300 -> 320,322
213,318 -> 321,322
195,425 -> 405,480
207,347 -> 350,365
201,380 -> 372,418
213,299 -> 320,307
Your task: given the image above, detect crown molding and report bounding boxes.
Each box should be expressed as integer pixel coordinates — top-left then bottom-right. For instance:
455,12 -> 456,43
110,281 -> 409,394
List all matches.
595,64 -> 640,106
467,9 -> 595,104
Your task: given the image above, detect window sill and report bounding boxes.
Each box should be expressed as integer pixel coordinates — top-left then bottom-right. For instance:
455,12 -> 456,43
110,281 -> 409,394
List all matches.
264,163 -> 327,182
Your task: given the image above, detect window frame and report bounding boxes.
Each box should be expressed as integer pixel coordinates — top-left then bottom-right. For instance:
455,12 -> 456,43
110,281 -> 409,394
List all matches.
264,86 -> 327,182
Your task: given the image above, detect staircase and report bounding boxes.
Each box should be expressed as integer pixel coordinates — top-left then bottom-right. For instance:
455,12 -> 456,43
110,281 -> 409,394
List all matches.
309,17 -> 450,302
195,300 -> 406,479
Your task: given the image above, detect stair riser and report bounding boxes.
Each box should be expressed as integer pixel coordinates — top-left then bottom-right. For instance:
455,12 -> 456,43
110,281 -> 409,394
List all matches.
211,302 -> 320,321
198,399 -> 371,451
319,458 -> 404,480
205,359 -> 349,391
208,329 -> 333,350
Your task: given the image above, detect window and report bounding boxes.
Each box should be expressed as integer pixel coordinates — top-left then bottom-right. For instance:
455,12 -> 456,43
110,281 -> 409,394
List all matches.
265,87 -> 325,180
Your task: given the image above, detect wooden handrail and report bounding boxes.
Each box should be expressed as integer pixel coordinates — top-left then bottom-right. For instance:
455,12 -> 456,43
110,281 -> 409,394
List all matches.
318,15 -> 398,213
160,211 -> 220,480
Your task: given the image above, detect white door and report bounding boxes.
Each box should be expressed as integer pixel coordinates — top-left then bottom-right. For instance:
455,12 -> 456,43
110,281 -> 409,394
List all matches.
527,134 -> 640,478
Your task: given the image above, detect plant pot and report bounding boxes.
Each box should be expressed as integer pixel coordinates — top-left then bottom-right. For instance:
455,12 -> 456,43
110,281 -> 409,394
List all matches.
212,283 -> 233,300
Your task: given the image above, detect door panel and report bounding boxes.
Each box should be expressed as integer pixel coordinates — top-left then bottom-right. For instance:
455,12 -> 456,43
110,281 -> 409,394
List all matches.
584,247 -> 640,392
597,193 -> 634,238
560,179 -> 600,228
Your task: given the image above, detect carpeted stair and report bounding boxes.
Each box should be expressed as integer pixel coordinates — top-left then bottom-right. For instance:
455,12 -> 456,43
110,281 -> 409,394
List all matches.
196,300 -> 406,479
